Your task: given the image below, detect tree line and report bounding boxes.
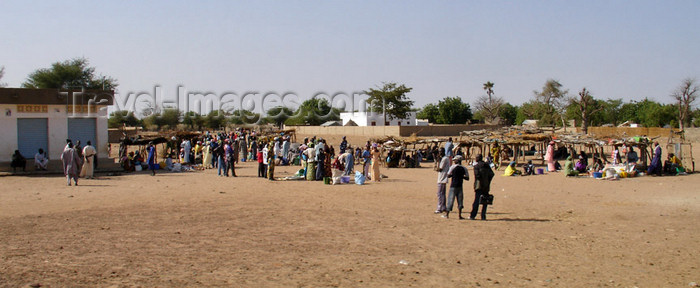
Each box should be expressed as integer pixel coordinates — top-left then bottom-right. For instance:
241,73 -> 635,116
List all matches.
3,58 -> 698,131
417,79 -> 699,132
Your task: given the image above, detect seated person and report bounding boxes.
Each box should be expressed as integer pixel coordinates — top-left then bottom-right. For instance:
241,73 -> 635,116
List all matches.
664,153 -> 683,174
133,150 -> 144,167
165,154 -> 175,171
626,147 -> 639,164
563,156 -> 579,176
589,157 -> 604,173
34,148 -> 49,170
123,151 -> 135,172
503,161 -> 521,176
522,160 -> 535,175
11,150 -> 26,172
554,160 -> 562,171
575,155 -> 588,174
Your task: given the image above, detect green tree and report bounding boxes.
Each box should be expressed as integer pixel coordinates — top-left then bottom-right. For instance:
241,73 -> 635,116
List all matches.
204,110 -> 226,130
517,100 -> 552,126
266,106 -> 295,128
142,108 -> 181,130
182,111 -> 204,131
622,99 -> 676,127
287,98 -> 340,126
417,103 -> 439,124
435,97 -> 472,124
108,111 -> 141,128
497,103 -> 518,126
600,99 -> 623,126
230,109 -> 261,125
671,78 -> 699,130
22,58 -> 117,89
365,82 -> 414,124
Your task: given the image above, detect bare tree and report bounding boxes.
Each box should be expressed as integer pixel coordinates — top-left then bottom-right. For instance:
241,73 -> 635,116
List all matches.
671,78 -> 699,130
0,66 -> 7,87
533,79 -> 568,126
571,87 -> 603,134
475,81 -> 504,124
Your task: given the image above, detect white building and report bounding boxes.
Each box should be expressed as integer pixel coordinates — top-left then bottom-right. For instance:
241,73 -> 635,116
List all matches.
0,88 -> 113,163
340,111 -> 428,126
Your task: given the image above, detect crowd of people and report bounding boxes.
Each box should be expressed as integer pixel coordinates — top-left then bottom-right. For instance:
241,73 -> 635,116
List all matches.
10,131 -> 691,223
120,130 -> 386,183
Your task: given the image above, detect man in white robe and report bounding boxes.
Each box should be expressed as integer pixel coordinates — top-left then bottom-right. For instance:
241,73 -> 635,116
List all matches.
80,141 -> 97,179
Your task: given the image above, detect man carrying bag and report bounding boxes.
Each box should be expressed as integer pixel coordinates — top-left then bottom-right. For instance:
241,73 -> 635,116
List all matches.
471,154 -> 494,220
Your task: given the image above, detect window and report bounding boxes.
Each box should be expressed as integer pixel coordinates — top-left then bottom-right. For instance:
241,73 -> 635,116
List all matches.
371,121 -> 376,126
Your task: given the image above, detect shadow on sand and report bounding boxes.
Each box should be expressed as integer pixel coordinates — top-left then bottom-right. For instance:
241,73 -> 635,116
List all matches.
490,218 -> 551,222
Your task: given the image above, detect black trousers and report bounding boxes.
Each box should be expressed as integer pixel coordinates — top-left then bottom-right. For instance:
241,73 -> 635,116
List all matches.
258,162 -> 266,177
470,190 -> 489,220
226,160 -> 236,176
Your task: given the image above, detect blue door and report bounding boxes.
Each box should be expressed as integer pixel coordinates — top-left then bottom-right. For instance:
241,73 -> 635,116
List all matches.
17,118 -> 49,158
67,118 -> 97,149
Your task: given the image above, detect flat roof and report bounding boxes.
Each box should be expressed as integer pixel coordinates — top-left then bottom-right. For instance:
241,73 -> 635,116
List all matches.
0,88 -> 114,105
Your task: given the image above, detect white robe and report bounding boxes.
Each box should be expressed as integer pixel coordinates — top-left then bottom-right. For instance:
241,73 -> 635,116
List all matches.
80,145 -> 96,178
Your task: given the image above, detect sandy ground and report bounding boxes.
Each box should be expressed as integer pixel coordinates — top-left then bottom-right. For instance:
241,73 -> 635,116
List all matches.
1,140 -> 699,287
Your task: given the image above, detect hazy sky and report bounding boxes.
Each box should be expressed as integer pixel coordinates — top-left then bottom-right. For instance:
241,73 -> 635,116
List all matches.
1,0 -> 698,113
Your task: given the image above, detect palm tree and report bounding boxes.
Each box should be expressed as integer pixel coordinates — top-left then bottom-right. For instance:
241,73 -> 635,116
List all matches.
483,81 -> 494,101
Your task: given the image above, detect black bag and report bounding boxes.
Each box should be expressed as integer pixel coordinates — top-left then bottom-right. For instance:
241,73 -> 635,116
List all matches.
479,194 -> 494,205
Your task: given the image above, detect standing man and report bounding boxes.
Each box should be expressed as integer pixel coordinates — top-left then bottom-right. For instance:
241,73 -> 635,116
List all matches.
282,136 -> 290,165
81,141 -> 97,179
61,142 -> 81,186
147,141 -> 157,176
213,140 -> 224,176
225,140 -> 237,177
339,136 -> 348,154
262,143 -> 269,178
344,148 -> 354,176
257,146 -> 265,177
471,154 -> 494,220
648,141 -> 662,176
239,132 -> 247,162
362,146 -> 371,179
444,155 -> 469,219
182,138 -> 191,164
444,137 -> 454,160
434,148 -> 450,214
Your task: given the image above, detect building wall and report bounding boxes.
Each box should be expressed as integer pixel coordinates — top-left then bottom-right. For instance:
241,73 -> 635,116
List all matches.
0,104 -> 109,162
288,124 -> 501,137
581,127 -> 674,138
0,105 -> 18,161
340,112 -> 419,126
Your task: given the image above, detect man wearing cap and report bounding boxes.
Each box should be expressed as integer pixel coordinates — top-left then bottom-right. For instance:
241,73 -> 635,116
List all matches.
444,155 -> 469,219
471,154 -> 494,220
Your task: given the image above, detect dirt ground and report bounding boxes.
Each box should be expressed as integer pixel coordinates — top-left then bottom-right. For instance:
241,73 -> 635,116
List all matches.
1,137 -> 699,287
